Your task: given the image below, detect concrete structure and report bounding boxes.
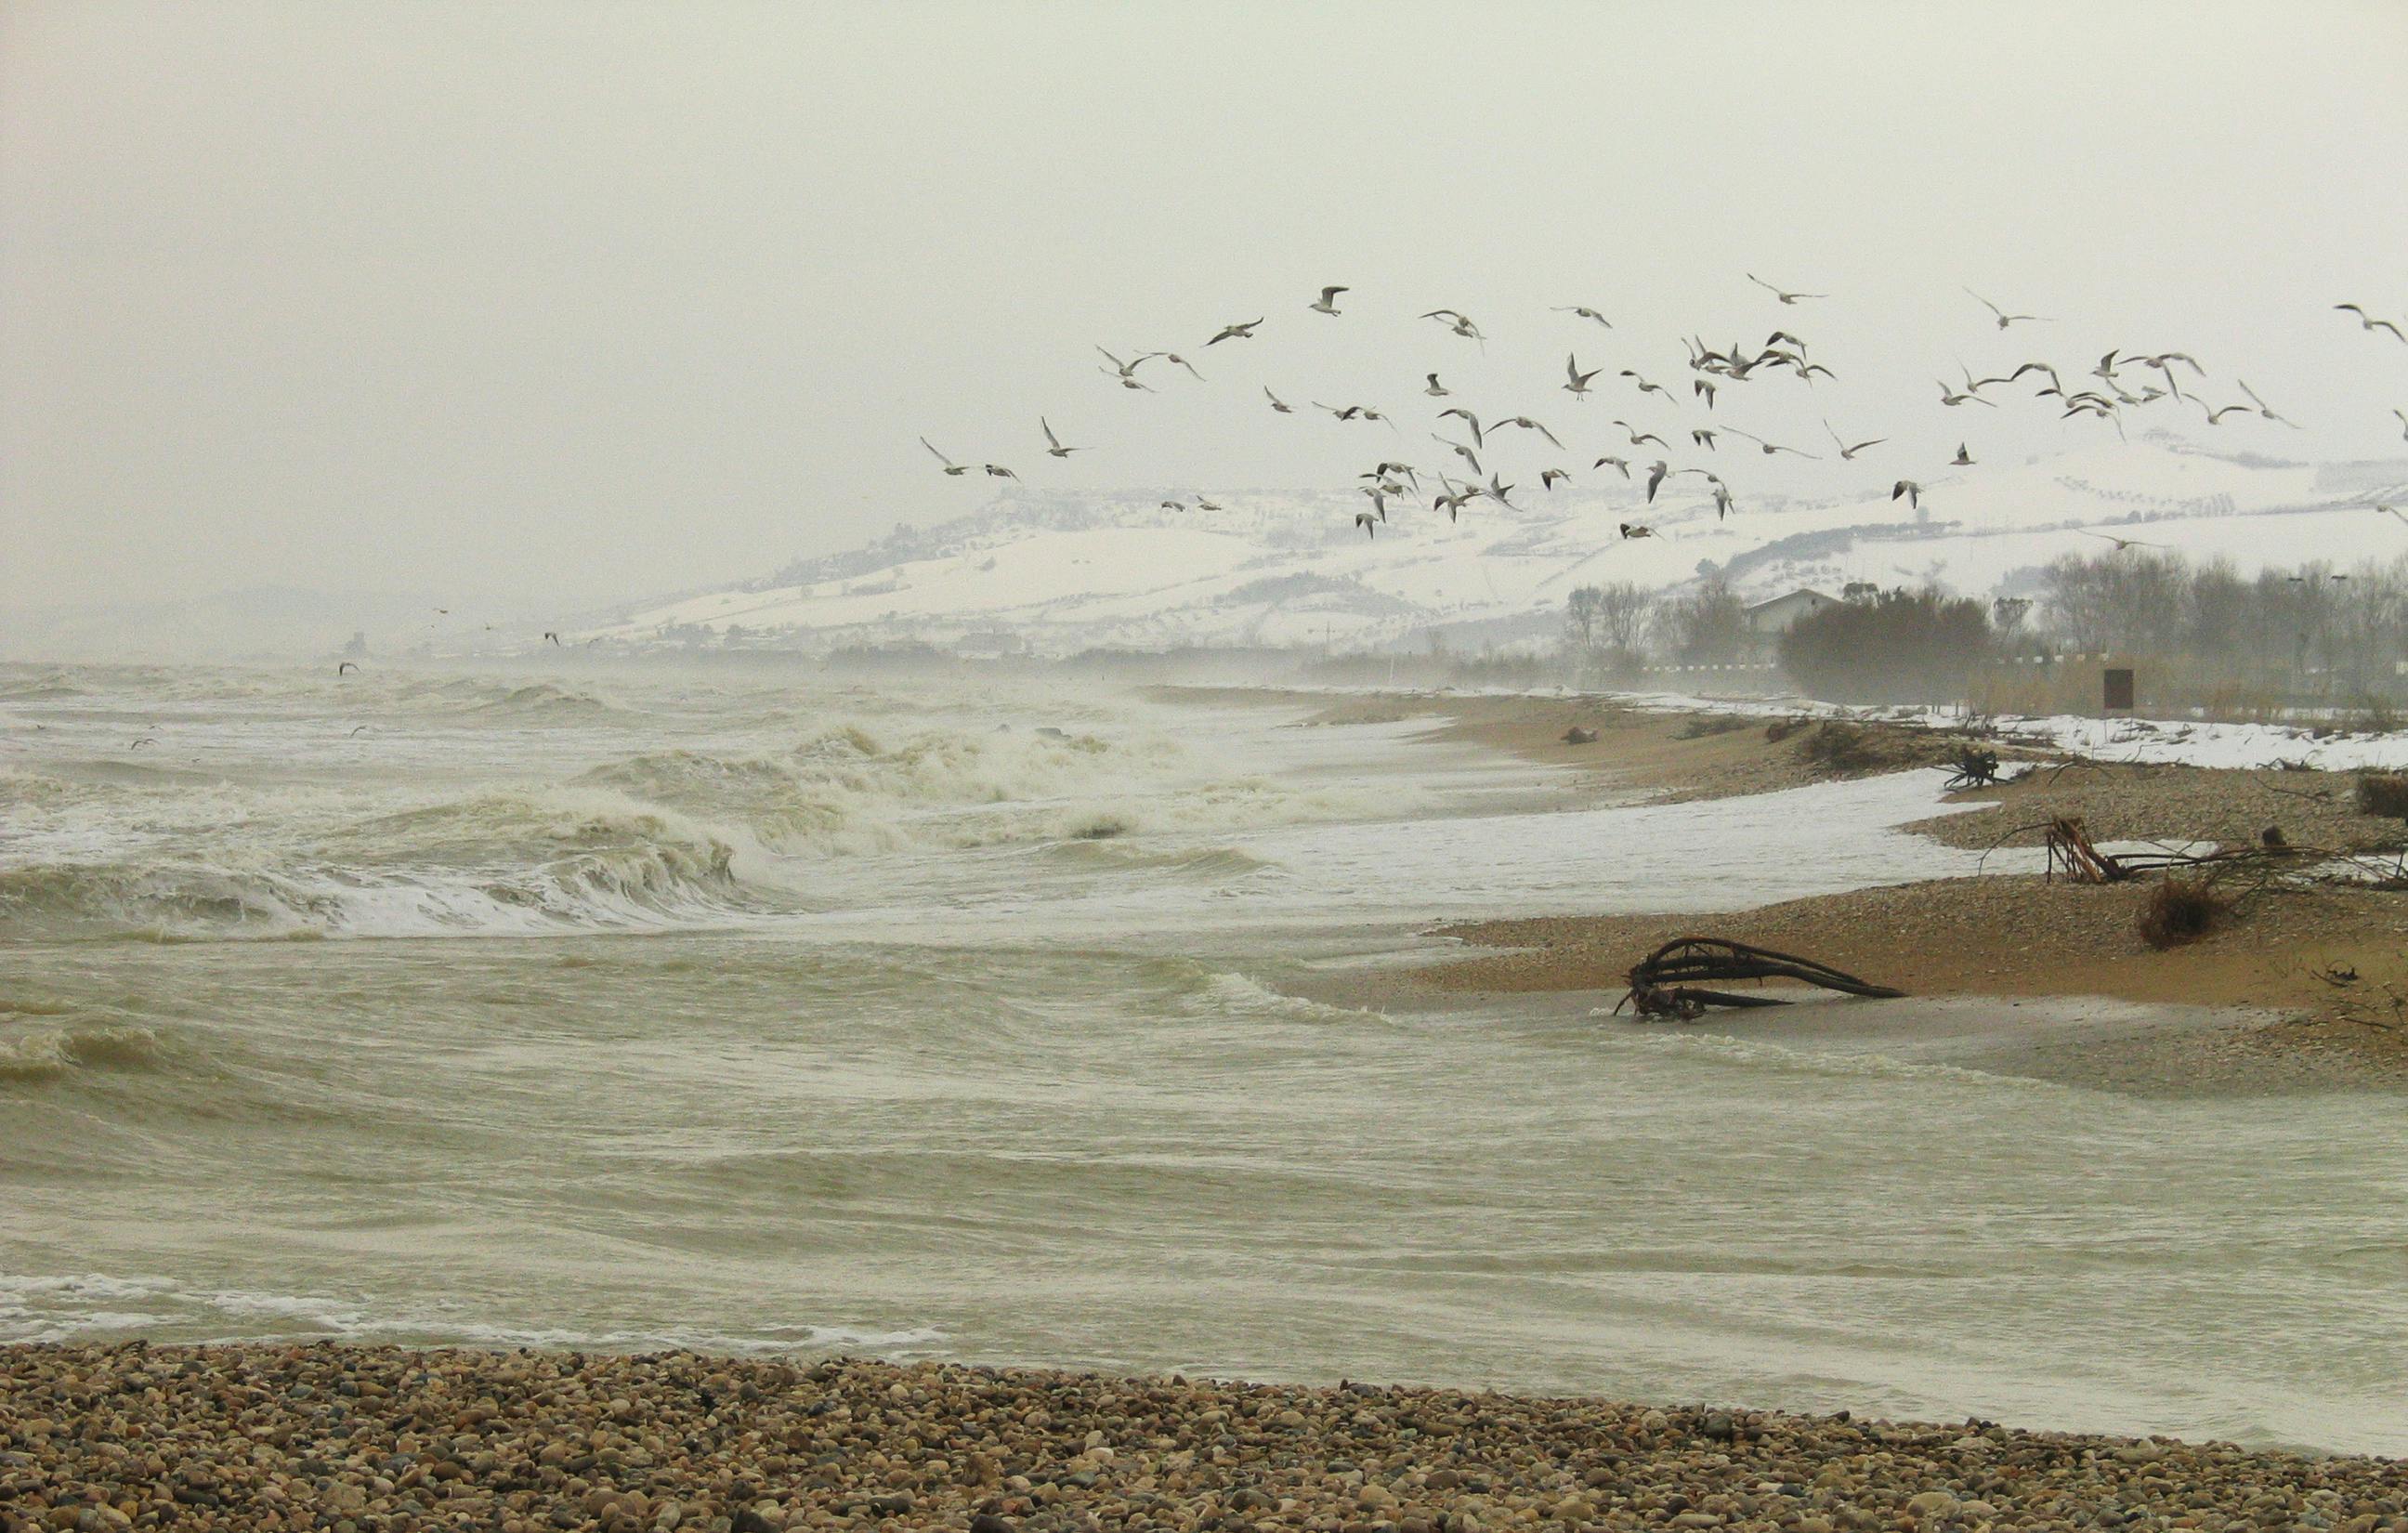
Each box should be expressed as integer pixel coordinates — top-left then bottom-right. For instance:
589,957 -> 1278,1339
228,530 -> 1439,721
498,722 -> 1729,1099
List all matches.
1742,588 -> 1838,637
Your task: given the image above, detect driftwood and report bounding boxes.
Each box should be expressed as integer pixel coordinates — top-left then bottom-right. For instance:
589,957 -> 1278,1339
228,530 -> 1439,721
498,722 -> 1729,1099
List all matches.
1941,746 -> 2005,791
2045,816 -> 2128,884
1617,937 -> 1905,1021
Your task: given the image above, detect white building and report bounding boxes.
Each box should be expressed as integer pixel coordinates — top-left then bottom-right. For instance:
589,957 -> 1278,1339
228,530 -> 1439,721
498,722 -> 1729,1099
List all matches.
1742,588 -> 1839,638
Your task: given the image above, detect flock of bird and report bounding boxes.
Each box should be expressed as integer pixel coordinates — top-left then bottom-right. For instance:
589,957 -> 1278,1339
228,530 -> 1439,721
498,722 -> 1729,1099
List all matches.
915,282 -> 2408,547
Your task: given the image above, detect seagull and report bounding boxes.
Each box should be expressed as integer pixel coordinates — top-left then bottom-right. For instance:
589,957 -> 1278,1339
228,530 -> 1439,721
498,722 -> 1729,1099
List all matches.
1040,418 -> 1083,458
1564,355 -> 1601,399
1354,510 -> 1379,537
920,438 -> 973,476
1691,429 -> 1718,451
543,631 -> 561,646
1644,461 -> 1670,502
1710,481 -> 1735,520
1424,373 -> 1451,397
1359,486 -> 1391,522
1491,416 -> 1563,449
1144,351 -> 1206,381
1613,420 -> 1668,449
1952,442 -> 1974,465
1747,273 -> 1826,305
1310,285 -> 1349,316
1619,522 -> 1656,539
1694,379 -> 1718,410
2200,400 -> 2254,425
1195,496 -> 1224,512
1966,288 -> 2049,328
336,662 -> 360,675
1540,468 -> 1572,490
349,725 -> 370,736
1825,422 -> 1885,460
1554,306 -> 1613,327
1314,401 -> 1363,420
1937,379 -> 1996,408
1592,455 -> 1630,478
1483,473 -> 1519,508
1619,371 -> 1675,401
1433,482 -> 1479,522
1263,387 -> 1295,414
2337,304 -> 2406,342
1206,318 -> 1263,345
1096,348 -> 1157,390
1370,461 -> 1420,490
2080,531 -> 2166,552
1433,434 -> 1483,473
1421,308 -> 1485,340
1160,500 -> 1187,512
2236,379 -> 2298,428
1724,427 -> 1818,458
2394,407 -> 2408,440
2376,504 -> 2407,525
1437,407 -> 1485,446
1892,479 -> 1923,510
982,464 -> 1019,480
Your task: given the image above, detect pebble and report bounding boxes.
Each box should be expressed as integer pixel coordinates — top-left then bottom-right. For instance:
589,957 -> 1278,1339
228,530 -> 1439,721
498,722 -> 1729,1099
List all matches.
3,1346 -> 2404,1533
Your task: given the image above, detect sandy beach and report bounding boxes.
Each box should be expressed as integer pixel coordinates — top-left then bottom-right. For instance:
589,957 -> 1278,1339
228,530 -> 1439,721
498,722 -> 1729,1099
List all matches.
7,1345 -> 2406,1533
1162,687 -> 2408,1091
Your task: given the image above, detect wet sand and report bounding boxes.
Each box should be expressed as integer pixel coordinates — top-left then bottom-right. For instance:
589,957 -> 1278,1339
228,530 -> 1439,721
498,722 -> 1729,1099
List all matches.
1160,686 -> 2408,1090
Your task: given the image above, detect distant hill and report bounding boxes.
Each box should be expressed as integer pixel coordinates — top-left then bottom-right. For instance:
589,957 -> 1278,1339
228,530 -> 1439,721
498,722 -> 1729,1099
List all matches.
587,437 -> 2408,656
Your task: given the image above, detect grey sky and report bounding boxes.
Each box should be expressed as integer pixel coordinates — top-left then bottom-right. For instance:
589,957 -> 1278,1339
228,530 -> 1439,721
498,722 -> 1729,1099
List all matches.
5,1 -> 2404,620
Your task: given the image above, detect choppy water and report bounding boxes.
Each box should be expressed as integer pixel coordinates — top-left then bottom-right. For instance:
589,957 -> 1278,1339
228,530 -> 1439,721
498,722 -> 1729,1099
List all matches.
3,661 -> 2403,1456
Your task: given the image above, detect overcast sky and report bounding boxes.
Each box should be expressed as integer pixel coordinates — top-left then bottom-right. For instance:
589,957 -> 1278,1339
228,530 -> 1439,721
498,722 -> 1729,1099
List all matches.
5,1 -> 2405,620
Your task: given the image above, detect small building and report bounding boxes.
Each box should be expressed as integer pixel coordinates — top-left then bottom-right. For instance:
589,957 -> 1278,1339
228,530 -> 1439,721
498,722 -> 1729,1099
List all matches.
1742,588 -> 1838,638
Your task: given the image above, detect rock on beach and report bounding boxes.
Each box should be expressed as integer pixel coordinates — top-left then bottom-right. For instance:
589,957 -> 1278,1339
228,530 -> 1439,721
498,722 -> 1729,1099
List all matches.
3,1344 -> 2405,1532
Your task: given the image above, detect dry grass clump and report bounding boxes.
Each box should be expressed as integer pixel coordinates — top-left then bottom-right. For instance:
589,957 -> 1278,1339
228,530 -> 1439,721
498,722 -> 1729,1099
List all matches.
2138,877 -> 2229,950
2356,773 -> 2408,820
1676,714 -> 1752,740
1797,721 -> 1885,773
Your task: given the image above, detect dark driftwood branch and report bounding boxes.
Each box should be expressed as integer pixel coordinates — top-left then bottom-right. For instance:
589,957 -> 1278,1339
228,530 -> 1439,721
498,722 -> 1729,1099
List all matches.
1617,937 -> 1904,1021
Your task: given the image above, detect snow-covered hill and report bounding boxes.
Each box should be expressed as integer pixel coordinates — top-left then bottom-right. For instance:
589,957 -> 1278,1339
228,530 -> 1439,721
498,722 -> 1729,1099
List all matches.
591,439 -> 2408,655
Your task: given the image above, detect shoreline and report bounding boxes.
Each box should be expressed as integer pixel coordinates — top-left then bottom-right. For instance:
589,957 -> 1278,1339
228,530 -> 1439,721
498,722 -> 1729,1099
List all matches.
4,1345 -> 2400,1532
1158,685 -> 2408,1092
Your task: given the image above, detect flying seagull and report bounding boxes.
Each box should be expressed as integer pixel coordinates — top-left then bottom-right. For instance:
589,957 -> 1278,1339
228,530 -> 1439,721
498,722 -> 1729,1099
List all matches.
2378,504 -> 2408,525
1892,479 -> 1923,510
982,464 -> 1019,480
2236,379 -> 2298,428
1354,510 -> 1378,538
1691,428 -> 1718,451
1491,416 -> 1563,449
1424,373 -> 1451,397
336,661 -> 359,675
1041,418 -> 1082,458
1825,422 -> 1885,460
2080,531 -> 2166,551
2395,407 -> 2408,440
1937,378 -> 1996,408
1263,387 -> 1295,414
1613,420 -> 1668,449
543,631 -> 561,646
1619,522 -> 1656,539
1540,468 -> 1571,490
1644,460 -> 1670,502
921,438 -> 972,476
1710,481 -> 1735,520
1095,347 -> 1156,390
1206,319 -> 1263,345
1725,427 -> 1818,458
2337,304 -> 2406,342
1437,407 -> 1485,446
1619,370 -> 1675,400
1694,379 -> 1718,411
1554,305 -> 1613,327
1952,442 -> 1975,465
1564,354 -> 1601,399
1593,455 -> 1630,478
1144,351 -> 1206,381
1747,273 -> 1826,305
1310,285 -> 1350,316
1966,288 -> 2049,328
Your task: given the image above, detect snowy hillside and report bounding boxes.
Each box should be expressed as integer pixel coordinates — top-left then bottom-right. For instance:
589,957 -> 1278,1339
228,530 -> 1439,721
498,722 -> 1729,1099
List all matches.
591,439 -> 2408,655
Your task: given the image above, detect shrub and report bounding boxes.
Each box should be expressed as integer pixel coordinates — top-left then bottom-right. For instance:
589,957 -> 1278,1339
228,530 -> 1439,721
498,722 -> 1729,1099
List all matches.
1778,585 -> 1993,703
1676,714 -> 1751,740
2138,878 -> 2228,950
2357,774 -> 2408,819
1797,721 -> 1884,773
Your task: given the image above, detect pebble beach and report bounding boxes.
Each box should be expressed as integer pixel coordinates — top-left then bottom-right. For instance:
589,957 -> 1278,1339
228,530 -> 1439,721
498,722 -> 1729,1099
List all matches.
4,1346 -> 2402,1533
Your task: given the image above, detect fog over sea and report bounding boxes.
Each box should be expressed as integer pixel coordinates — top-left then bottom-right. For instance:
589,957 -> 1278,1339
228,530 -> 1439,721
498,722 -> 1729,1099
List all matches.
4,662 -> 2404,1456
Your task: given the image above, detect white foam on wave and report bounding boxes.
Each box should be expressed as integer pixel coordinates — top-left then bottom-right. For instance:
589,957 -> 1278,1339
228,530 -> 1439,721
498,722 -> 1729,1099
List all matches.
0,1269 -> 944,1356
